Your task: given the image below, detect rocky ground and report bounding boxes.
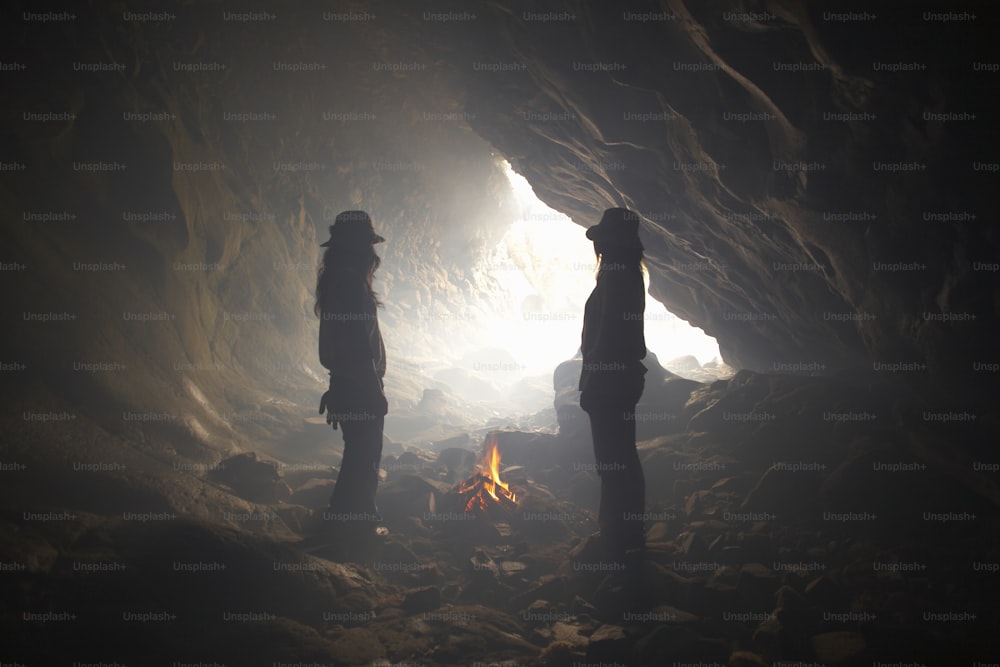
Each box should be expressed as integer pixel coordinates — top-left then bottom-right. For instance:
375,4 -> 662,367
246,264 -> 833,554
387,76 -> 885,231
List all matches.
4,4 -> 997,664
1,369 -> 998,666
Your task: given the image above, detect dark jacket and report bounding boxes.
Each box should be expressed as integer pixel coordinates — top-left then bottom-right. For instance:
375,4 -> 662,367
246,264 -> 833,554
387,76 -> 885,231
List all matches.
578,263 -> 647,410
319,269 -> 386,413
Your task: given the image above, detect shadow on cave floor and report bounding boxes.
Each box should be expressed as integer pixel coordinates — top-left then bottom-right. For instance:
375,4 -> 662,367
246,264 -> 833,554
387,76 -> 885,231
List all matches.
1,370 -> 999,665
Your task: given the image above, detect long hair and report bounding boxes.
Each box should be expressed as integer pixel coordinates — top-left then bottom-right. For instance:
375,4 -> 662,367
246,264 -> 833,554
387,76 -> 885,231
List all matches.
593,241 -> 646,280
314,243 -> 382,317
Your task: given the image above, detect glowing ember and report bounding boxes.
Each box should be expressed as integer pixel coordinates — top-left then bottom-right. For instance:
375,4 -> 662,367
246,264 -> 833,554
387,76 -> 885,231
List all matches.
455,432 -> 517,513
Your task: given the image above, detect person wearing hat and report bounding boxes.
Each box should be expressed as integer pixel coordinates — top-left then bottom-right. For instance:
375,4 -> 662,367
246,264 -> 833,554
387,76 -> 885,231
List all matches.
315,210 -> 388,547
579,207 -> 648,561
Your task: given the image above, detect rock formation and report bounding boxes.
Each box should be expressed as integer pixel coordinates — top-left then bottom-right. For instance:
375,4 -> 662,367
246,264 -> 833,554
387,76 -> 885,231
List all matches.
2,2 -> 997,664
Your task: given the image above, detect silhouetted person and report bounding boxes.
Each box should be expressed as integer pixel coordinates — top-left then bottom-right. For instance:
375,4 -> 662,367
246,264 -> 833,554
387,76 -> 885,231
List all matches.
316,211 -> 388,543
579,208 -> 647,560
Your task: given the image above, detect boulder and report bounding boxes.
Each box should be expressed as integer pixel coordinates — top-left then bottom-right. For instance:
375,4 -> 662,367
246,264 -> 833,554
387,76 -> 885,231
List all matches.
209,452 -> 289,503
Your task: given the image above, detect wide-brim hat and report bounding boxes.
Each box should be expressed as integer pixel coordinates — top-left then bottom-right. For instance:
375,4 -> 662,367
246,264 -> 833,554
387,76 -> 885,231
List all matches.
320,210 -> 385,247
585,207 -> 643,250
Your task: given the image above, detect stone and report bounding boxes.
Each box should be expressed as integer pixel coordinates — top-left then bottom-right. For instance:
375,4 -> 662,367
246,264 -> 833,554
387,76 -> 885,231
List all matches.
209,452 -> 286,503
684,489 -> 713,517
728,651 -> 769,667
401,586 -> 442,614
738,533 -> 775,563
512,575 -> 568,610
645,521 -> 670,542
417,388 -> 449,415
645,605 -> 700,625
396,451 -> 422,467
810,631 -> 868,664
325,627 -> 386,665
751,617 -> 784,661
586,624 -> 630,661
677,531 -> 708,559
290,477 -> 335,509
737,563 -> 779,607
538,640 -> 581,667
804,575 -> 845,609
549,621 -> 589,650
634,626 -> 730,663
375,473 -> 440,523
666,355 -> 702,373
512,493 -> 572,539
695,581 -> 741,617
435,446 -> 477,480
742,465 -> 820,521
819,446 -> 977,537
774,584 -> 811,622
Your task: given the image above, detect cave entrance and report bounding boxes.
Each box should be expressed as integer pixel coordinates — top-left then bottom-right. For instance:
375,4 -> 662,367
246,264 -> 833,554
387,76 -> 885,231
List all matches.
378,159 -> 727,443
482,161 -> 725,382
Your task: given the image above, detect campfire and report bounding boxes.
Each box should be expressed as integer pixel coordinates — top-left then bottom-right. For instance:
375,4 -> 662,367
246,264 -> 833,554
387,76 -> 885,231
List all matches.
454,432 -> 517,514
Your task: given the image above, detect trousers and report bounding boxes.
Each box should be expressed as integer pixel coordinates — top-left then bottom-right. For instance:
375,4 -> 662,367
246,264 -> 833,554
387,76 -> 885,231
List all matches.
328,415 -> 384,524
587,404 -> 646,551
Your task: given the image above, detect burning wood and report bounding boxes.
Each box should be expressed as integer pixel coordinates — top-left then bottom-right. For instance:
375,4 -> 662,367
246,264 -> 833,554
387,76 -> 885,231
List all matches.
453,432 -> 517,514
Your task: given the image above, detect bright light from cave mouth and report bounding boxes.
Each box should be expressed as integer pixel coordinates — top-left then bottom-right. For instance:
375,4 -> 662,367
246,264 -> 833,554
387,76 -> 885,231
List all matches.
488,160 -> 723,376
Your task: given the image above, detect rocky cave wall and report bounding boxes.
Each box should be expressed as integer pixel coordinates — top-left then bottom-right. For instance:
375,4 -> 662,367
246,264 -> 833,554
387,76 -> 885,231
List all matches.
360,0 -> 997,387
2,3 -> 999,663
2,3 -> 535,456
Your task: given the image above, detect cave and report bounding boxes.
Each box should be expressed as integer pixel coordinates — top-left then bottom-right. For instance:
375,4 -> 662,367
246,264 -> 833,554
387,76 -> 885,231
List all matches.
2,2 -> 998,665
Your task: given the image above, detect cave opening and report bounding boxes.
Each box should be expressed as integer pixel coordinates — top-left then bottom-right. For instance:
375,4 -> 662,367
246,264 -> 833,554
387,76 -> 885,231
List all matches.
366,154 -> 730,445
494,160 -> 728,379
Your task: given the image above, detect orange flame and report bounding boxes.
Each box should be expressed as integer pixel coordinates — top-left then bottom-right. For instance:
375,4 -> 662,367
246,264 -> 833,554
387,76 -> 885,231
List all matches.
456,431 -> 516,512
481,432 -> 513,503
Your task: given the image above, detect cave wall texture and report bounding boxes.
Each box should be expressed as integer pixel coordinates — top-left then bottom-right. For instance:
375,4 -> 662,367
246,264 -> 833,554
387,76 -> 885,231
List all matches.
387,0 -> 998,383
2,2 -> 999,662
2,0 -> 997,455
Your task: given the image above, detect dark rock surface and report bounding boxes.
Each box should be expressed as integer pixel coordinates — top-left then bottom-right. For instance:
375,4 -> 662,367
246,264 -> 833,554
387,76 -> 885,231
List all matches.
5,369 -> 997,664
1,1 -> 998,665
370,0 -> 998,385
